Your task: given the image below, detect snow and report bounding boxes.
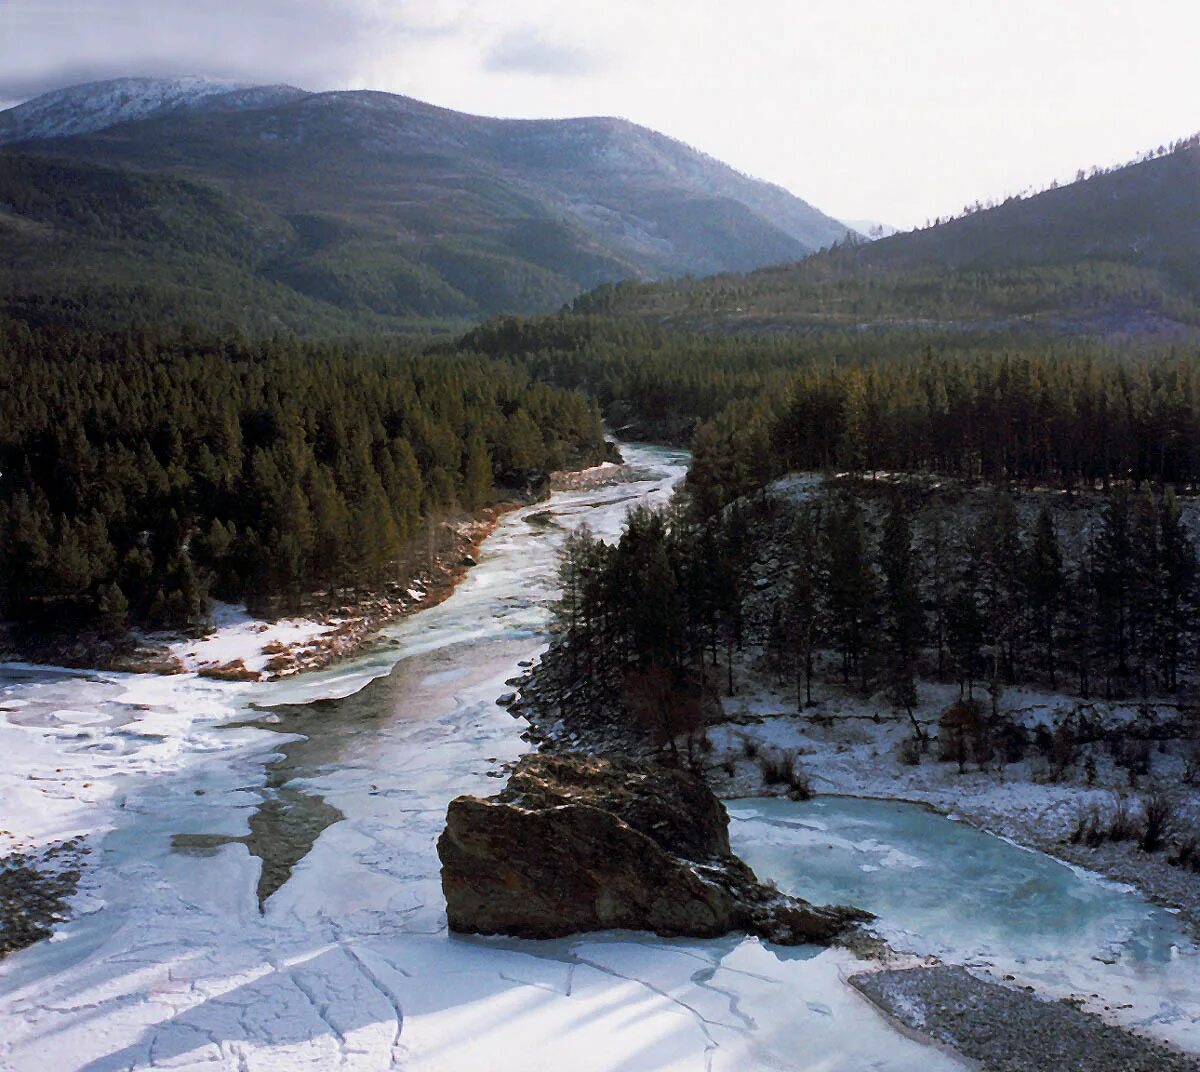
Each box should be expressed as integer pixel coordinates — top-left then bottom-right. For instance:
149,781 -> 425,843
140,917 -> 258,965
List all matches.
164,602 -> 333,675
15,445 -> 963,1072
0,77 -> 301,145
0,443 -> 963,1071
1,442 -> 1193,1070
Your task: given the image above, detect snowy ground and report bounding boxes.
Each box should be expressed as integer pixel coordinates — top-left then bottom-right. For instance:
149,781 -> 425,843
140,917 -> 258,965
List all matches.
161,603 -> 337,676
709,667 -> 1200,911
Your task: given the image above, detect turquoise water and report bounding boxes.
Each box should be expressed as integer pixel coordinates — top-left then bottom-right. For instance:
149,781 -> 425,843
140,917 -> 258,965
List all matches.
728,796 -> 1186,966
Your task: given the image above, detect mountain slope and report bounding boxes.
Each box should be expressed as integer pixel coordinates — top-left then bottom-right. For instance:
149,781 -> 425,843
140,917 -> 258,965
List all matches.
574,138 -> 1200,335
0,77 -> 308,144
0,80 -> 850,330
0,152 -> 391,334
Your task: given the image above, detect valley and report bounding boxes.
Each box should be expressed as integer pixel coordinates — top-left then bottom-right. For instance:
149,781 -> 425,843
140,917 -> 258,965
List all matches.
3,445 -> 1197,1071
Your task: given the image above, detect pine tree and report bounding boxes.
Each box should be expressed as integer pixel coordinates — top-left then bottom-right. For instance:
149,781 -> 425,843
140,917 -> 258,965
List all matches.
715,504 -> 749,695
462,431 -> 493,512
1158,490 -> 1196,690
96,583 -> 129,637
922,504 -> 952,677
823,494 -> 878,690
946,588 -> 983,699
879,493 -> 923,730
785,502 -> 824,708
614,506 -> 681,670
976,489 -> 1022,689
1130,490 -> 1161,695
1092,489 -> 1135,692
1063,558 -> 1099,698
554,523 -> 598,678
1023,506 -> 1066,687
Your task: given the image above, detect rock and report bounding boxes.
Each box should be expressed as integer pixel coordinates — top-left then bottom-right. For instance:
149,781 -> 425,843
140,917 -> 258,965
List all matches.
437,753 -> 869,944
197,659 -> 261,682
518,659 -> 534,668
496,692 -> 518,707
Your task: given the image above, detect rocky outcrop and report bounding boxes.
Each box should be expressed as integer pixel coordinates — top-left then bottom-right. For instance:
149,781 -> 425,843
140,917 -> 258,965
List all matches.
437,753 -> 870,945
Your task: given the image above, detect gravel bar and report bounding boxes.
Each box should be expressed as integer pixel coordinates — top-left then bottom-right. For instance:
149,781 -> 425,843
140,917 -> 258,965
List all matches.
851,965 -> 1200,1072
0,840 -> 86,958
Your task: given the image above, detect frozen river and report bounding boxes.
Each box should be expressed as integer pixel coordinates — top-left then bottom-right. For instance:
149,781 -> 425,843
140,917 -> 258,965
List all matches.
0,443 -> 1197,1071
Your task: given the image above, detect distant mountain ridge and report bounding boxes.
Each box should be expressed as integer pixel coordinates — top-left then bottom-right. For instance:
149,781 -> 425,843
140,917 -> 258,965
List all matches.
0,77 -> 851,331
0,78 -> 310,144
842,219 -> 899,240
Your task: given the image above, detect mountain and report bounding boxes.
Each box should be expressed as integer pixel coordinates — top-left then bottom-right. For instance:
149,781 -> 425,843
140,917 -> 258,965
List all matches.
573,138 -> 1200,336
0,77 -> 309,144
0,78 -> 850,331
842,219 -> 899,240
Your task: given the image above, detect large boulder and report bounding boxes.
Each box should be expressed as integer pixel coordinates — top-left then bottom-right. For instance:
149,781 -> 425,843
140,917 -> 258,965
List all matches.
437,753 -> 870,944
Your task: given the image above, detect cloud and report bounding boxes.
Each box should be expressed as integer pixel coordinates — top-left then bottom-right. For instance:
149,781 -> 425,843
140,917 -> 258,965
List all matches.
484,27 -> 601,77
0,0 -> 435,100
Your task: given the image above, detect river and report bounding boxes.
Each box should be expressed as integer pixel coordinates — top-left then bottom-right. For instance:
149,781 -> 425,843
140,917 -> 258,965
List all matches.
0,443 -> 1196,1071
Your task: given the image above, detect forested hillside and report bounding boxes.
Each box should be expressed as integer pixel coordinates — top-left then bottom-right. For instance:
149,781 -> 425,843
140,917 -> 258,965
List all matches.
0,154 -> 391,334
0,321 -> 606,633
0,78 -> 850,332
552,476 -> 1199,759
573,137 -> 1200,334
532,333 -> 1200,782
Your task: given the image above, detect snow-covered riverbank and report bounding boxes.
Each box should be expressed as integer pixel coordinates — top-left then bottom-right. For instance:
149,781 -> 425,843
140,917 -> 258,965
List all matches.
14,446 -> 961,1072
2,442 -> 1198,1072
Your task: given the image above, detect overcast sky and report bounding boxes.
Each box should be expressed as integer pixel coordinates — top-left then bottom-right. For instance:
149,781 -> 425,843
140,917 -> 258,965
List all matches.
2,0 -> 1198,228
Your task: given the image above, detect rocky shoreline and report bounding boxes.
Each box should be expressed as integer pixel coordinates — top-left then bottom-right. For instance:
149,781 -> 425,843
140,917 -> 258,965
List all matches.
498,643 -> 1200,1071
0,505 -> 522,680
851,965 -> 1200,1072
0,455 -> 656,964
0,458 -> 636,683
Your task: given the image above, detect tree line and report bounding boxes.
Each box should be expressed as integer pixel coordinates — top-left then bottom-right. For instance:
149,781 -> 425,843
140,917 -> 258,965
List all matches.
690,348 -> 1200,516
0,321 -> 606,634
757,484 -> 1197,713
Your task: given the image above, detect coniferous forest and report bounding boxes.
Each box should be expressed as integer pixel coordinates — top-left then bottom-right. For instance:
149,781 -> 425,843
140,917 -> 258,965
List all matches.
553,482 -> 1198,731
0,321 -> 606,634
8,303 -> 1200,654
9,54 -> 1200,1072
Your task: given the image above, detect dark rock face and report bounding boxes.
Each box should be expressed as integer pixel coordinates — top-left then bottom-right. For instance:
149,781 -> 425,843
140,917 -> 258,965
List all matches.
437,754 -> 869,945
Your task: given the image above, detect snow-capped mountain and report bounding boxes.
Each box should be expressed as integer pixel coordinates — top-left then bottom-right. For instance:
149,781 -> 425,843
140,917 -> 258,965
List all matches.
0,77 -> 306,145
